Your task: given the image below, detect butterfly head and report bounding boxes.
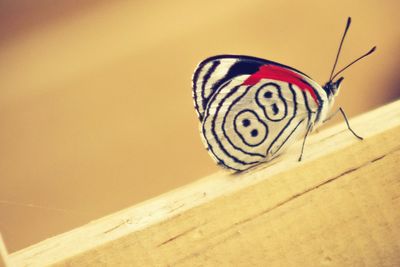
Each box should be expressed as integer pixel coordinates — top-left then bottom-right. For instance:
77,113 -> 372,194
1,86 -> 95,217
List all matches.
323,76 -> 344,98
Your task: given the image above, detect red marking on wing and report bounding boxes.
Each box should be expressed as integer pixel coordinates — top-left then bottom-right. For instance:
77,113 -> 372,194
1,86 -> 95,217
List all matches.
243,65 -> 319,105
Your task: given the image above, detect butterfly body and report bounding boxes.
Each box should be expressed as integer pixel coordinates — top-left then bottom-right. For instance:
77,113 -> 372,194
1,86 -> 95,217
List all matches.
192,55 -> 333,171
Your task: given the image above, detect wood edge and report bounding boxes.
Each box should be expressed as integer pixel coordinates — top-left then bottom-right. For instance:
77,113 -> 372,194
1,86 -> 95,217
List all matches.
0,234 -> 9,267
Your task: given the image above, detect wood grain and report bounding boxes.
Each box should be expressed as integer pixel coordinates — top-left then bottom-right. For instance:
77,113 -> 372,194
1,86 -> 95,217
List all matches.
9,100 -> 400,266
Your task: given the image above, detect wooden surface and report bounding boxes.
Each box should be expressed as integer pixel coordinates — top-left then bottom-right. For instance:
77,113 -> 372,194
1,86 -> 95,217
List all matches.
0,234 -> 9,267
9,100 -> 400,266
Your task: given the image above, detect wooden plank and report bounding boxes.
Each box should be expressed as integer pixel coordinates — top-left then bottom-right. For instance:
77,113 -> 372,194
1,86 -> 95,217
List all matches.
0,234 -> 9,267
10,100 -> 400,266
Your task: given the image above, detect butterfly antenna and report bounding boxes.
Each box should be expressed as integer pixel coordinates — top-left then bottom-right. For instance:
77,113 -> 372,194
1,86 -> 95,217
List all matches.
331,46 -> 376,81
328,17 -> 352,82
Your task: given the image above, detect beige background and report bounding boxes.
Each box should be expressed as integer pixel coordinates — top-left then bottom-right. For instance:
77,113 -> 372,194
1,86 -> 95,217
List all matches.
0,0 -> 399,252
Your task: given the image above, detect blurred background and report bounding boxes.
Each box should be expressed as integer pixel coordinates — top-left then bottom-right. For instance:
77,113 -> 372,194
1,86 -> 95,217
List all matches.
0,0 -> 399,253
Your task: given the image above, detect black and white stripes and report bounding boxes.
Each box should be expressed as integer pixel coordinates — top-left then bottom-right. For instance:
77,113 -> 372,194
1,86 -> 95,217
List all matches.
192,55 -> 328,171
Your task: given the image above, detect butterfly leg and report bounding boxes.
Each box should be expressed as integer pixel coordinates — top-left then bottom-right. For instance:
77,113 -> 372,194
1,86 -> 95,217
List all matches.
325,107 -> 363,140
339,107 -> 363,140
298,123 -> 313,162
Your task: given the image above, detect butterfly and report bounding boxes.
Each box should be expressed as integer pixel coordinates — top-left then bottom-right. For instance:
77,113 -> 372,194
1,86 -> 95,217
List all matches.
192,17 -> 376,171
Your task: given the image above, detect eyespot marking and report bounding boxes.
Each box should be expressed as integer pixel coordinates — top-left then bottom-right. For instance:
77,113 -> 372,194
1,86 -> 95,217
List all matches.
233,109 -> 268,147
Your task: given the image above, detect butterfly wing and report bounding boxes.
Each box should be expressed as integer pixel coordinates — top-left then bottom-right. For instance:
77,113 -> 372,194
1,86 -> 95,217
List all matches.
192,55 -> 313,122
194,55 -> 326,171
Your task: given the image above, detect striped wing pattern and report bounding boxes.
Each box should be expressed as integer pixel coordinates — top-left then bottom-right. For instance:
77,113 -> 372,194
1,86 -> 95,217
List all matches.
192,55 -> 324,171
193,56 -> 260,122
